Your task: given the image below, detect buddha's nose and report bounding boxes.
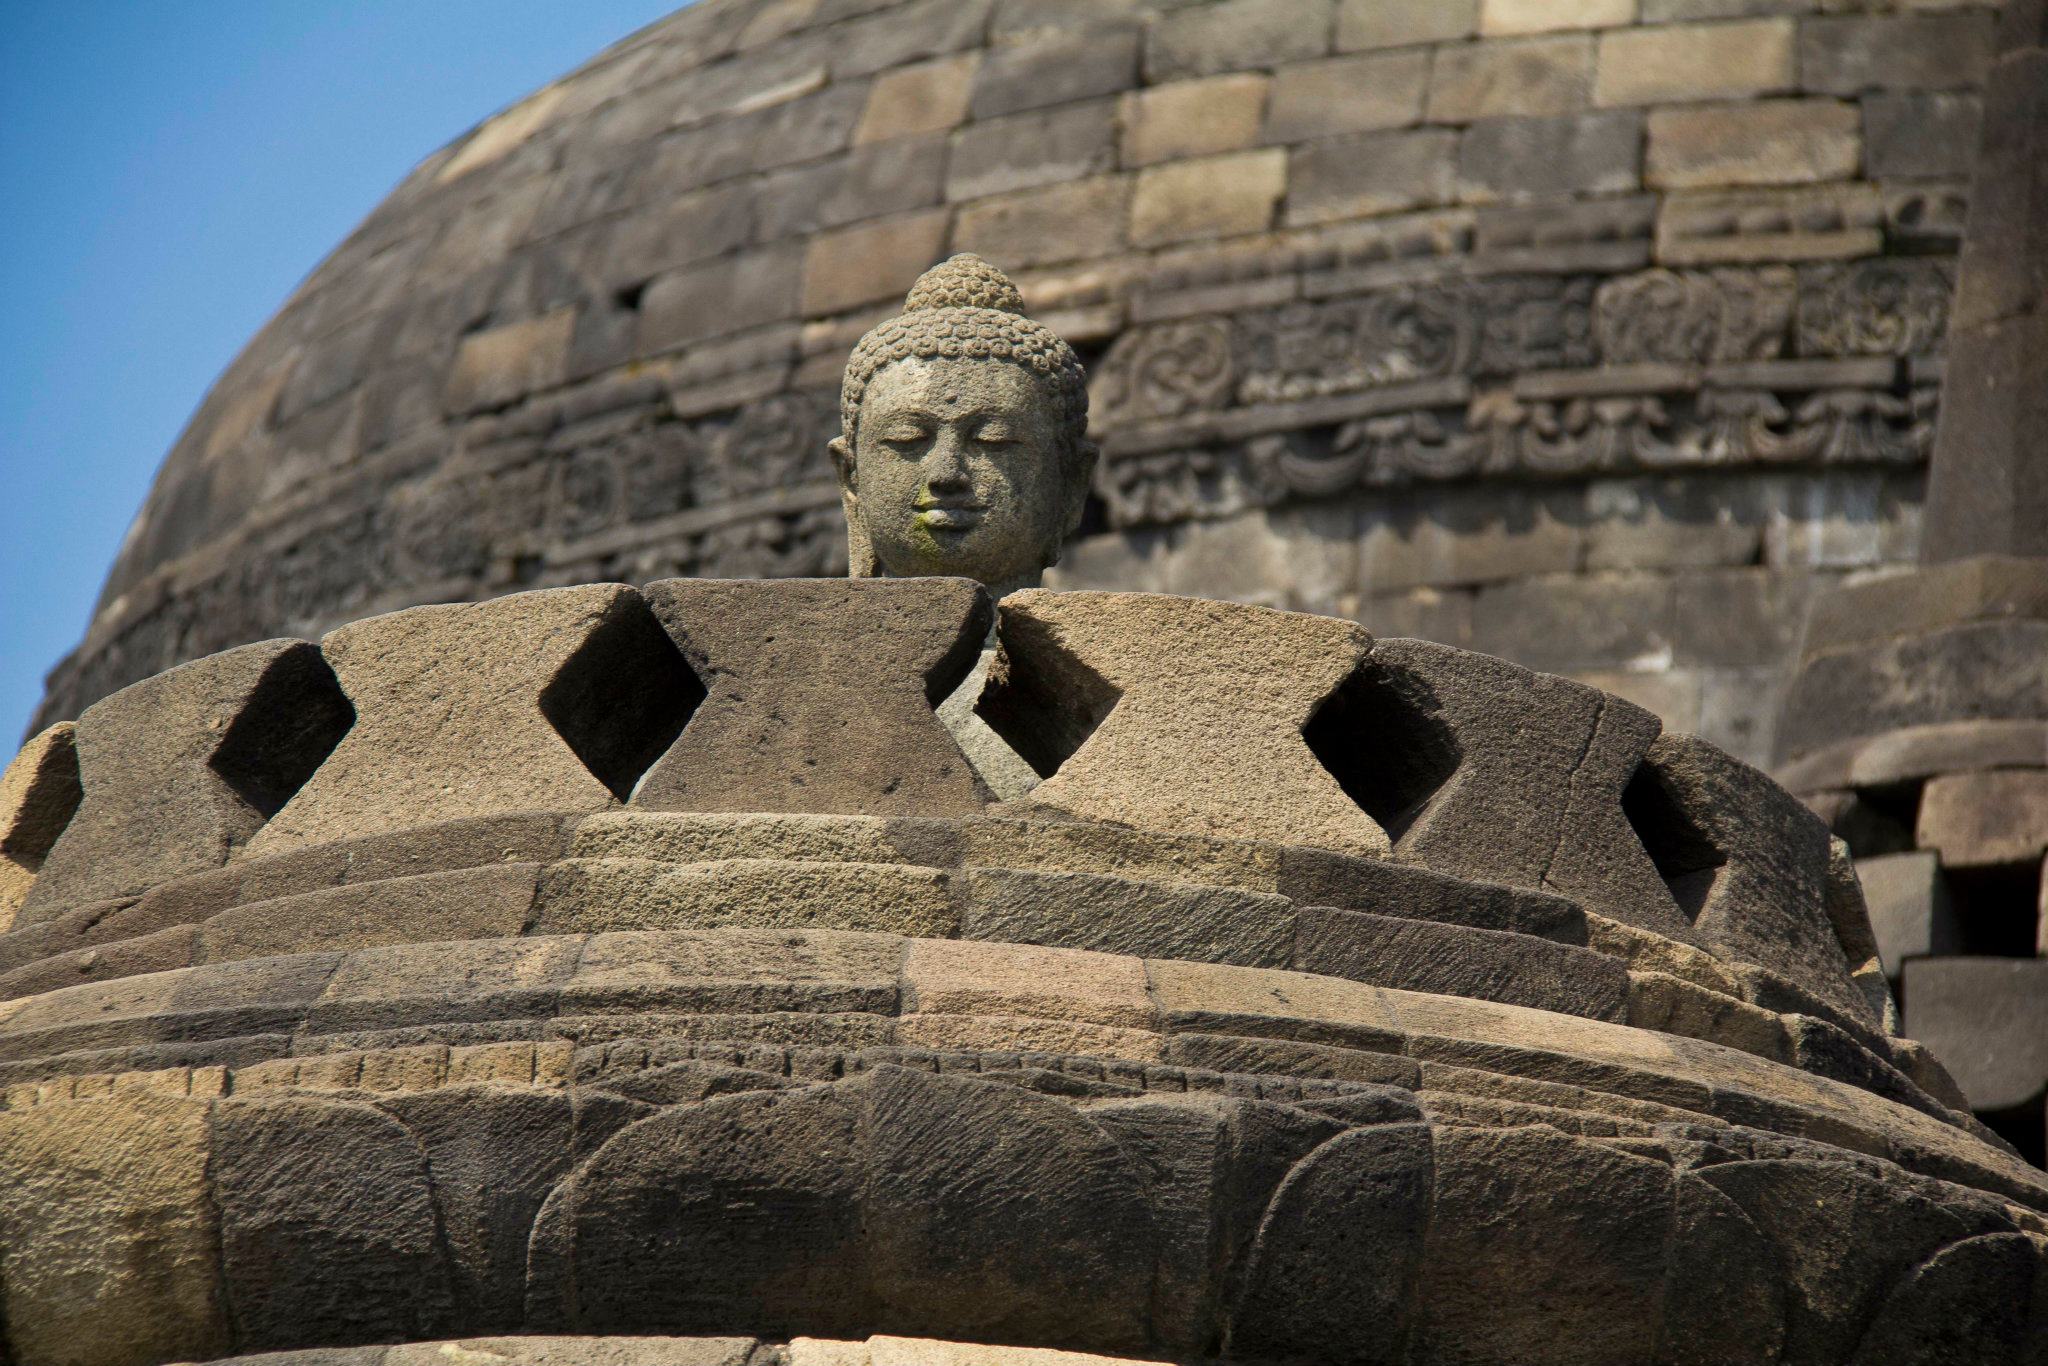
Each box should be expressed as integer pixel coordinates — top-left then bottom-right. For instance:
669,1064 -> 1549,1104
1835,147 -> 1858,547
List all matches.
923,431 -> 972,488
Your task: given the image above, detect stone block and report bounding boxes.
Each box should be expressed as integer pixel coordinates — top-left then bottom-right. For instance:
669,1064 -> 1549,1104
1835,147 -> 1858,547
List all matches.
1339,0 -> 1476,50
634,578 -> 991,817
1855,852 -> 1958,977
755,137 -> 948,242
1643,0 -> 1807,16
637,242 -> 803,352
1862,91 -> 1981,179
827,0 -> 993,79
1585,479 -> 1768,573
1916,769 -> 2048,871
1646,99 -> 1861,189
1457,109 -> 1643,202
944,101 -> 1118,201
1264,51 -> 1429,143
970,27 -> 1140,119
952,175 -> 1131,270
595,184 -> 753,288
309,937 -> 578,1035
1145,0 -> 1335,81
0,1092 -> 227,1365
530,857 -> 958,939
444,309 -> 576,415
1670,567 -> 1816,668
1349,638 -> 1691,940
1286,128 -> 1459,226
1595,19 -> 1797,105
1799,12 -> 1995,96
1924,313 -> 2048,561
1628,733 -> 1878,1026
1295,907 -> 1632,1019
194,863 -> 542,965
1279,848 -> 1589,942
1902,958 -> 2048,1113
1360,487 -> 1585,593
23,640 -> 354,922
561,926 -> 903,1017
1778,621 -> 2048,760
800,210 -> 950,317
1426,36 -> 1594,122
1468,573 -> 1675,672
1655,184 -> 1883,265
1119,73 -> 1270,167
963,865 -> 1297,967
1130,149 -> 1286,247
904,936 -> 1155,1030
855,53 -> 980,144
985,591 -> 1390,857
1481,0 -> 1635,34
0,724 -> 80,933
247,587 -> 693,856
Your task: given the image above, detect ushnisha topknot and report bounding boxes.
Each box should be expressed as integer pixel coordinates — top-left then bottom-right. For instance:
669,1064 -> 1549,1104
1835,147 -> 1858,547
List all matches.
839,255 -> 1089,460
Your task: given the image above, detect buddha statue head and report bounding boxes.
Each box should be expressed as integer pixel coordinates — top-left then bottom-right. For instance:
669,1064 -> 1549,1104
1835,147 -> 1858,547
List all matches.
831,255 -> 1097,598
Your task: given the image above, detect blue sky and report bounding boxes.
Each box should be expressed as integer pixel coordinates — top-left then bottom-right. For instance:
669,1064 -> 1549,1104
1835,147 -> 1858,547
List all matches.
0,0 -> 684,746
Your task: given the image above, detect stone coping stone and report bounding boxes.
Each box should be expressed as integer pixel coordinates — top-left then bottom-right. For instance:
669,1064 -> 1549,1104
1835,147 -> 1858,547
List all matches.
1776,718 -> 2048,795
1798,554 -> 2048,663
0,933 -> 2024,1205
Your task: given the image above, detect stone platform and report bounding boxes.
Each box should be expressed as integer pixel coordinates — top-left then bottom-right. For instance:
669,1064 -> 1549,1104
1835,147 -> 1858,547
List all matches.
0,581 -> 2042,1366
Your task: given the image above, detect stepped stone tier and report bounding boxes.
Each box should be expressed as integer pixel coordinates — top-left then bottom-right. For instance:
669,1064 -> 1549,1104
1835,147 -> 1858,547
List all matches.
3,579 -> 2047,1364
33,0 -> 2007,771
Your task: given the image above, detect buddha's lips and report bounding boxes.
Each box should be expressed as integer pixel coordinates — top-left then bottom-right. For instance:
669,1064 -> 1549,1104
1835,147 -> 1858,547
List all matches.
915,504 -> 984,530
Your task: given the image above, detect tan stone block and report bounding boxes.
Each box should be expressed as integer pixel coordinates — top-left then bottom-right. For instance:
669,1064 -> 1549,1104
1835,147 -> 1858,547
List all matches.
443,308 -> 576,415
802,209 -> 950,315
1147,957 -> 1407,1039
1129,148 -> 1286,247
855,52 -> 980,144
1427,35 -> 1594,122
0,723 -> 78,934
0,1092 -> 229,1365
1482,0 -> 1636,34
862,1334 -> 1176,1366
1264,51 -> 1429,142
569,810 -> 913,864
1339,0 -> 1476,49
1595,19 -> 1797,106
894,1013 -> 1165,1060
531,857 -> 959,937
1646,99 -> 1860,188
903,937 -> 1155,1029
1916,770 -> 2048,870
1119,73 -> 1269,167
952,174 -> 1131,269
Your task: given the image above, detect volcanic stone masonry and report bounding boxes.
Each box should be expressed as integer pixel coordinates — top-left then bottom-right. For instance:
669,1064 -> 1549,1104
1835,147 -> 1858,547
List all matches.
33,0 -> 2008,772
1,579 -> 2046,1365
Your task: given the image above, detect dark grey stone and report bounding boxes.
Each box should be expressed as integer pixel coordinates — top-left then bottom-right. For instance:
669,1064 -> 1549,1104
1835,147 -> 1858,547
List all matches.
1295,907 -> 1631,1020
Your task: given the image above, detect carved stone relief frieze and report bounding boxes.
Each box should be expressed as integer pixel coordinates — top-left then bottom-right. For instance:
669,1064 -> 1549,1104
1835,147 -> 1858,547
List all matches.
1593,268 -> 1795,364
1796,259 -> 1955,358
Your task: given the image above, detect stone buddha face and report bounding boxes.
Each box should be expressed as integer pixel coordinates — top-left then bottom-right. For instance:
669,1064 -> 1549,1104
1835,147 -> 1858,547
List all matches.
832,254 -> 1096,599
831,355 -> 1088,597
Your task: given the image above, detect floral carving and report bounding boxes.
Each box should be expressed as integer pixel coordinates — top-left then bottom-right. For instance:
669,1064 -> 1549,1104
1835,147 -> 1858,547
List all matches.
1796,260 -> 1954,357
1594,268 -> 1795,364
1092,319 -> 1234,426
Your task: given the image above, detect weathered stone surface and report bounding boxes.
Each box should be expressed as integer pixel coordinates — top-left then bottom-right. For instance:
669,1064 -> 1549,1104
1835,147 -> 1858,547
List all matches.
212,1097 -> 454,1346
963,865 -> 1295,967
1295,907 -> 1631,1020
951,176 -> 1130,270
1856,851 -> 1958,978
1129,149 -> 1285,247
444,309 -> 576,415
1863,91 -> 1982,180
0,723 -> 81,931
1594,18 -> 1795,106
1263,51 -> 1428,142
1483,0 -> 1633,36
246,587 -> 688,856
1798,556 -> 2048,662
968,27 -> 1139,119
559,926 -> 901,1018
1290,125 -> 1460,223
801,210 -> 951,315
1426,35 -> 1593,121
194,863 -> 542,964
1338,0 -> 1474,50
987,591 -> 1390,857
1646,99 -> 1861,189
1629,734 -> 1877,1026
23,640 -> 353,921
1457,109 -> 1642,202
1778,622 -> 2048,762
635,578 -> 991,817
531,857 -> 957,938
1145,0 -> 1333,80
1916,768 -> 2048,870
1119,73 -> 1267,166
0,1092 -> 227,1366
1904,957 -> 2048,1113
1800,12 -> 1996,97
944,102 -> 1117,202
1341,639 -> 1689,938
856,53 -> 979,144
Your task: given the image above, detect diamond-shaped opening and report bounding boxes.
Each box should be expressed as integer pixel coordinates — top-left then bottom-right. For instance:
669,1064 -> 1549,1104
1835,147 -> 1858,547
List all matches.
210,644 -> 357,820
1,727 -> 82,864
1621,757 -> 1726,924
540,593 -> 703,802
1302,660 -> 1462,842
975,633 -> 1121,782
